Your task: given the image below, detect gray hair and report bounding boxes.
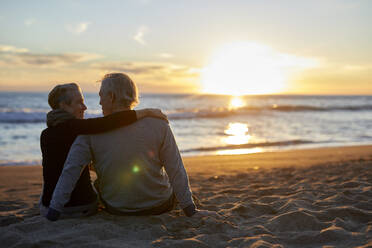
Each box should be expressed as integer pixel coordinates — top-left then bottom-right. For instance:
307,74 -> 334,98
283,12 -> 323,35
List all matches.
48,83 -> 81,110
101,73 -> 139,109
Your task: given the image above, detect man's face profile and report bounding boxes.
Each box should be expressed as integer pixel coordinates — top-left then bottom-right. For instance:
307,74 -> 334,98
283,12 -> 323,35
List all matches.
99,83 -> 113,116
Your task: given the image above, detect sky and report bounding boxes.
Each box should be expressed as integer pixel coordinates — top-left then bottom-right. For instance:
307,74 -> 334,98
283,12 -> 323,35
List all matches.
0,0 -> 371,95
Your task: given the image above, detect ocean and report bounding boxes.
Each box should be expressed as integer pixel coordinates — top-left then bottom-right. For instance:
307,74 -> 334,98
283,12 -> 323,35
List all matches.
0,92 -> 371,166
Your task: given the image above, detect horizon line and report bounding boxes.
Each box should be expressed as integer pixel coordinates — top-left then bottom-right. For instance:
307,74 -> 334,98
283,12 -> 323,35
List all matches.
0,90 -> 371,97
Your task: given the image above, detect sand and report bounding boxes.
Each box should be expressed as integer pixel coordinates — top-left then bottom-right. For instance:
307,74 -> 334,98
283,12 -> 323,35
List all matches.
0,145 -> 371,247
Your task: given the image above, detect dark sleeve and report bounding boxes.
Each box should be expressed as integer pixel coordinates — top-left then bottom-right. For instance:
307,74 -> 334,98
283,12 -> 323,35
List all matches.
63,110 -> 137,135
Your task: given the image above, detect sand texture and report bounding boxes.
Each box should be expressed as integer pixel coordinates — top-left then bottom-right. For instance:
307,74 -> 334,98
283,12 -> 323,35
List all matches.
0,166 -> 42,226
0,145 -> 371,247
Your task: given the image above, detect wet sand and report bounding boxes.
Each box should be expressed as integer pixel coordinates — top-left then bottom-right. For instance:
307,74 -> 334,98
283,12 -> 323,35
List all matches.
0,145 -> 371,247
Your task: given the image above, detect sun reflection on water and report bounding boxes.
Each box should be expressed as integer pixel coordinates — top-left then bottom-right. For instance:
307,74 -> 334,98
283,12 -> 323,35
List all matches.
229,96 -> 245,109
217,147 -> 263,155
223,122 -> 251,145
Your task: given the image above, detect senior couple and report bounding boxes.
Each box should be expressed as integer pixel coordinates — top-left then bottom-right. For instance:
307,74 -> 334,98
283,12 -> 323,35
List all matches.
41,73 -> 215,221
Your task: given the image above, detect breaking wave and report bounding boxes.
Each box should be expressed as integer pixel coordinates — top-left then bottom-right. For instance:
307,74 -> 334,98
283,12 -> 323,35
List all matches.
181,139 -> 314,153
1,104 -> 371,123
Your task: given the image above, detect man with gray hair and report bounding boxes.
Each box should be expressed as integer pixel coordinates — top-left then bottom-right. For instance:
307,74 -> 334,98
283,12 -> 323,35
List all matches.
47,73 -> 215,220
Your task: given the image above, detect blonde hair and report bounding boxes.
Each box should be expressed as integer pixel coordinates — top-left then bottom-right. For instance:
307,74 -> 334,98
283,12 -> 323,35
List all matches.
101,73 -> 139,109
48,83 -> 81,110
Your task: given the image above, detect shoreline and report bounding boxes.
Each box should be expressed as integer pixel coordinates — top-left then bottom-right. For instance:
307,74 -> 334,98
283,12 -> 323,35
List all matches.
183,144 -> 372,175
1,143 -> 372,167
1,144 -> 371,247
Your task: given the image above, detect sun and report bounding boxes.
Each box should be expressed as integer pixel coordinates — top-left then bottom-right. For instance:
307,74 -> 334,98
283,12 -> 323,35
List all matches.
201,42 -> 288,96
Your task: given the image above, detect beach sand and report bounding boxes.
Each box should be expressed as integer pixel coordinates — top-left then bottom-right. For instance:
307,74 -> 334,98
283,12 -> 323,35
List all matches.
0,145 -> 371,247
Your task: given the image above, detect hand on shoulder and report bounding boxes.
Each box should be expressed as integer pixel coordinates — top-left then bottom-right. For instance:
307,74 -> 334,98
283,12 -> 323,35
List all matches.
136,108 -> 168,123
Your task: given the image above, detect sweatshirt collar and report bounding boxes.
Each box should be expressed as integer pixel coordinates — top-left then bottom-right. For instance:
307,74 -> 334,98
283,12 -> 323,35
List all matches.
46,109 -> 75,127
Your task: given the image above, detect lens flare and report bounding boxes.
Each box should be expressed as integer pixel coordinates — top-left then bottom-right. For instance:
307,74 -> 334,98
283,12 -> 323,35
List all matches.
132,165 -> 140,173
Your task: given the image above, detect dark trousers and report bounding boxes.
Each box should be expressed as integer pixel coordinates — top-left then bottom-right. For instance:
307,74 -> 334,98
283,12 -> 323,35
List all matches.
102,193 -> 177,216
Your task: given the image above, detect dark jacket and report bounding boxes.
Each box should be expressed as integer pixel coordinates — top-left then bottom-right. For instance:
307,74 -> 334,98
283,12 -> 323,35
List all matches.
40,110 -> 137,207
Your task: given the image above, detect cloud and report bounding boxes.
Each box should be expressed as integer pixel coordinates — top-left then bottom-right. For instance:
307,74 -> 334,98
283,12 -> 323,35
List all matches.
133,26 -> 148,45
159,53 -> 174,59
65,22 -> 91,34
24,19 -> 36,27
14,53 -> 100,66
0,44 -> 100,67
0,45 -> 28,53
90,61 -> 200,93
91,61 -> 199,78
93,62 -> 163,74
342,64 -> 372,72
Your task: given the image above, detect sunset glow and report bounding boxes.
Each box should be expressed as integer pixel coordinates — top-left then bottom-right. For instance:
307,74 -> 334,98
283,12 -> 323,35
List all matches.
0,1 -> 371,94
201,42 -> 287,95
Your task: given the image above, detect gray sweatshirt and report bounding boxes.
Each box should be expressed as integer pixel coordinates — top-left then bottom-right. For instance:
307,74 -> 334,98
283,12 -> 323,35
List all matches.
49,117 -> 195,214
